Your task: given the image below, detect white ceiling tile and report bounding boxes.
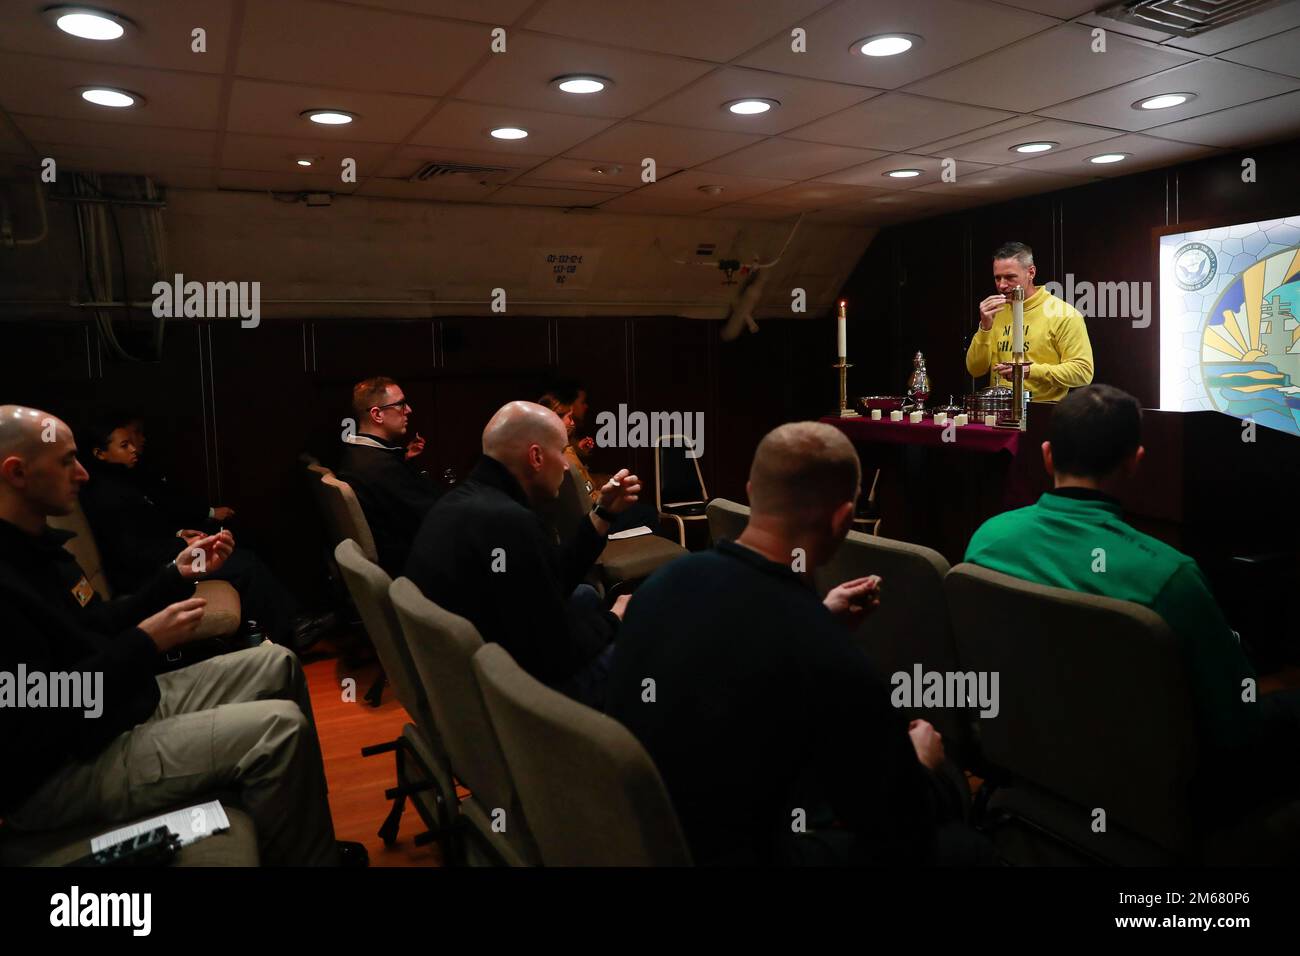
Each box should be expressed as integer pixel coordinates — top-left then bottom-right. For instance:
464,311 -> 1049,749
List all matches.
220,134 -> 393,174
913,165 -> 1094,197
486,184 -> 616,206
1011,131 -> 1218,174
564,122 -> 764,167
931,119 -> 1123,164
515,157 -> 676,189
455,33 -> 713,118
225,79 -> 437,142
0,0 -> 233,74
1164,1 -> 1300,55
815,152 -> 993,188
743,181 -> 898,207
910,116 -> 1041,154
354,176 -> 503,201
13,115 -> 217,157
236,0 -> 487,96
1218,26 -> 1300,79
1040,58 -> 1300,131
341,1 -> 538,22
738,0 -> 1058,90
1075,12 -> 1176,44
0,52 -> 224,128
696,138 -> 887,178
633,68 -> 880,135
596,193 -> 727,215
407,100 -> 616,153
216,168 -> 361,193
699,204 -> 802,220
989,0 -> 1100,17
1141,89 -> 1300,148
629,169 -> 795,202
785,92 -> 1015,151
903,23 -> 1195,111
523,0 -> 831,62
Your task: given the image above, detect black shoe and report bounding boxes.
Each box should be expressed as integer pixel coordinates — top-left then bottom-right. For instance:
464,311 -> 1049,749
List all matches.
290,612 -> 337,653
337,840 -> 369,868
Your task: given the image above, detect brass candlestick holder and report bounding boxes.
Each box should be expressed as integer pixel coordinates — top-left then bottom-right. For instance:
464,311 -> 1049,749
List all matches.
834,359 -> 858,417
995,352 -> 1030,431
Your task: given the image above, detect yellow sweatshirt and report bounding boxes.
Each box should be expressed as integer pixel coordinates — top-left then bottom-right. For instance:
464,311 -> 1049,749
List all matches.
965,287 -> 1094,402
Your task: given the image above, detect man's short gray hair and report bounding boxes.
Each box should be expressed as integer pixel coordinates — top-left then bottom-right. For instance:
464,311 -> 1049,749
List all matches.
992,241 -> 1034,268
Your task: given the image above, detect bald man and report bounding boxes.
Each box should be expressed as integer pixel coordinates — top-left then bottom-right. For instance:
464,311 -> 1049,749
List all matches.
0,406 -> 355,866
404,401 -> 641,707
605,422 -> 980,866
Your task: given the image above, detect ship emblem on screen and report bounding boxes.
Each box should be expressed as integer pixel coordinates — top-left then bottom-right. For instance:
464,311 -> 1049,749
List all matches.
1201,244 -> 1300,436
1174,243 -> 1216,291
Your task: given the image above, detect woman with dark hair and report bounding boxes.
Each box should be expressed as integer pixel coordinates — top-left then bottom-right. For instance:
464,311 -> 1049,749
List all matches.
79,413 -> 331,653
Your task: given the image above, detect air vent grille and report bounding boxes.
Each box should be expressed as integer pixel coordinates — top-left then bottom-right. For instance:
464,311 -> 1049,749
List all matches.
1094,0 -> 1284,38
408,161 -> 514,183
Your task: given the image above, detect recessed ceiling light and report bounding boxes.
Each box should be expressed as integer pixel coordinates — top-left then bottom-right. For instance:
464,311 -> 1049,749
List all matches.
698,185 -> 725,196
1089,153 -> 1129,164
591,164 -> 623,176
48,6 -> 129,40
725,98 -> 778,115
853,34 -> 922,57
553,75 -> 611,95
1012,142 -> 1057,154
490,127 -> 529,140
296,159 -> 313,167
301,109 -> 356,125
885,168 -> 922,178
1135,92 -> 1195,110
81,87 -> 139,108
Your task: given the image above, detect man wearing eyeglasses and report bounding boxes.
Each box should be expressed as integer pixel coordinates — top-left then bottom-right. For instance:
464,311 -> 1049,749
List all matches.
338,377 -> 442,576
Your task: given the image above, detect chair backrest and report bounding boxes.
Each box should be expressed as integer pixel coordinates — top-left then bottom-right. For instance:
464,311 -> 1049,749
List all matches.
318,473 -> 378,563
389,577 -> 535,860
944,562 -> 1199,852
653,434 -> 706,507
46,500 -> 113,600
705,498 -> 749,545
333,539 -> 433,734
472,642 -> 692,866
814,531 -> 968,745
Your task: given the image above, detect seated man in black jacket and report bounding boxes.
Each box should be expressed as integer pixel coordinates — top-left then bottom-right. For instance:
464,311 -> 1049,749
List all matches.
605,422 -> 984,866
405,400 -> 641,708
80,413 -> 332,653
0,405 -> 356,866
123,413 -> 236,530
337,376 -> 440,576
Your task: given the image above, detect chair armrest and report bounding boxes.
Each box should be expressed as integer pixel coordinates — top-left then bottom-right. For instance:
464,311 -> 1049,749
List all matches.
657,512 -> 686,548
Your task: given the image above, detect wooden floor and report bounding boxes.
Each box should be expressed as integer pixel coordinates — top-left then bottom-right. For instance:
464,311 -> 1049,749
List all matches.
304,638 -> 444,867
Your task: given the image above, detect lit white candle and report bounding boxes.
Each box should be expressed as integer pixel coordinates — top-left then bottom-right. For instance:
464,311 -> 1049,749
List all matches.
870,409 -> 881,420
890,410 -> 903,421
934,412 -> 947,425
984,414 -> 996,427
837,300 -> 847,358
954,413 -> 968,426
909,410 -> 923,423
1011,286 -> 1025,356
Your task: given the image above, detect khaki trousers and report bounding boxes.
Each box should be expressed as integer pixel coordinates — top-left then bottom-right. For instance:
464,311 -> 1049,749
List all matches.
7,642 -> 337,866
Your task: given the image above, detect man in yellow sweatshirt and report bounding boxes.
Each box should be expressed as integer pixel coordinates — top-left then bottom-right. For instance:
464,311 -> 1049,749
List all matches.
966,241 -> 1094,402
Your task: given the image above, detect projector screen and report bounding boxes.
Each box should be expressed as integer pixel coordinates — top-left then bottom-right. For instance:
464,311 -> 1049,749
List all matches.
1159,214 -> 1300,435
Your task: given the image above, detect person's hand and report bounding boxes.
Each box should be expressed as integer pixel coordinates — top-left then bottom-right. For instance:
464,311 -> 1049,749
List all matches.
610,593 -> 632,621
994,361 -> 1032,379
405,432 -> 426,460
597,468 -> 642,515
978,294 -> 1006,330
212,506 -> 235,522
822,575 -> 881,628
177,529 -> 204,543
908,719 -> 945,771
138,596 -> 208,652
175,530 -> 234,579
577,436 -> 595,453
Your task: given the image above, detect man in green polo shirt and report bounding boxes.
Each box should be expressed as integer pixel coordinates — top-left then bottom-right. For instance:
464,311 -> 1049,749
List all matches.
965,385 -> 1265,764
